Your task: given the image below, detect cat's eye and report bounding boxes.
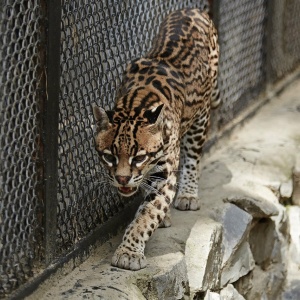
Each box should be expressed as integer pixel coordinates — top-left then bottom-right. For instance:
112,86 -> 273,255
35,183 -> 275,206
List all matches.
102,153 -> 115,164
133,155 -> 147,164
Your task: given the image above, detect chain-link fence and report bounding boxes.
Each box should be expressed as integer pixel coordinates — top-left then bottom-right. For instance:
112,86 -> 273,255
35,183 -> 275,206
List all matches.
1,0 -> 300,298
215,0 -> 267,128
267,0 -> 300,82
0,0 -> 46,296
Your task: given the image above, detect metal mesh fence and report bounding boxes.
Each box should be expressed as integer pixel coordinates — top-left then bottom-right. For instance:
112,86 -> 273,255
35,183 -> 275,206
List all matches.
0,0 -> 45,297
215,0 -> 267,128
1,0 -> 300,298
58,0 -> 208,253
268,0 -> 300,82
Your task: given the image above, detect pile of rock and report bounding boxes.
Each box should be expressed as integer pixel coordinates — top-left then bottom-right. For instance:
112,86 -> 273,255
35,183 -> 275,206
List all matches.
188,197 -> 288,300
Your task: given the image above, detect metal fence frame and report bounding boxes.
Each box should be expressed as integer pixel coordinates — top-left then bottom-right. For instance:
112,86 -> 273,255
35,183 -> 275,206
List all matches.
1,0 -> 300,298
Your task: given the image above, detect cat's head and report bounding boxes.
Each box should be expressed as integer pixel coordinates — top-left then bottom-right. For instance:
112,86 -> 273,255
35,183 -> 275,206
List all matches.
93,104 -> 164,197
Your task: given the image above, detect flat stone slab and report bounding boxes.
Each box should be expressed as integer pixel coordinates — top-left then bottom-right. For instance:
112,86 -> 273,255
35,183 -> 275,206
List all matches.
213,203 -> 252,266
224,195 -> 279,218
204,290 -> 221,300
221,241 -> 255,286
292,153 -> 300,205
185,218 -> 223,297
288,206 -> 300,264
138,252 -> 188,300
280,179 -> 293,201
220,284 -> 245,300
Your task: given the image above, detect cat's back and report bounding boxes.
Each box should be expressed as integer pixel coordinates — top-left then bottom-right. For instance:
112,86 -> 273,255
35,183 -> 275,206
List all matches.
147,8 -> 214,69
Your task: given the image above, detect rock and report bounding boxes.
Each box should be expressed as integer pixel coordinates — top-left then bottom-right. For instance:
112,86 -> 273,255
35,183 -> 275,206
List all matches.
213,203 -> 252,266
292,153 -> 300,205
280,180 -> 293,203
269,205 -> 290,267
242,266 -> 269,300
136,252 -> 188,300
220,284 -> 245,300
288,206 -> 300,265
224,195 -> 279,218
185,218 -> 223,297
271,203 -> 289,238
249,218 -> 276,268
283,206 -> 300,300
266,263 -> 286,300
282,280 -> 300,300
48,266 -> 147,300
204,290 -> 221,300
233,269 -> 253,297
234,264 -> 286,300
221,241 -> 255,286
267,181 -> 281,199
270,233 -> 284,264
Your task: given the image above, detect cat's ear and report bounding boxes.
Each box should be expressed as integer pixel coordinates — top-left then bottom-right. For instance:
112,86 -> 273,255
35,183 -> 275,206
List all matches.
93,106 -> 114,131
143,104 -> 164,125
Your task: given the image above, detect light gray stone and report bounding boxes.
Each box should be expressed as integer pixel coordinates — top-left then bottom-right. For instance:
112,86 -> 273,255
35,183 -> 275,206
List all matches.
266,263 -> 286,300
221,241 -> 255,287
234,264 -> 286,300
224,195 -> 279,218
137,252 -> 188,300
292,153 -> 300,205
283,280 -> 300,300
185,218 -> 223,297
204,290 -> 221,300
213,203 -> 252,266
288,206 -> 300,264
220,284 -> 245,300
267,181 -> 281,198
270,205 -> 289,267
280,179 -> 293,202
233,269 -> 253,297
240,266 -> 268,300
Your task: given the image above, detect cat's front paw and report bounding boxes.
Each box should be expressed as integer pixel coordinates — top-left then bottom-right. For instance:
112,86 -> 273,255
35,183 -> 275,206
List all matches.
158,214 -> 172,228
111,245 -> 147,270
174,195 -> 200,211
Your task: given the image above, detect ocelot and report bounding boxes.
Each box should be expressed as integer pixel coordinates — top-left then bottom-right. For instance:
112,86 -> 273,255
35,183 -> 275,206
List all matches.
93,8 -> 220,270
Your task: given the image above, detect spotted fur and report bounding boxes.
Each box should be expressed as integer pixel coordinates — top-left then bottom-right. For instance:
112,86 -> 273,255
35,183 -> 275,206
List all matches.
93,8 -> 219,270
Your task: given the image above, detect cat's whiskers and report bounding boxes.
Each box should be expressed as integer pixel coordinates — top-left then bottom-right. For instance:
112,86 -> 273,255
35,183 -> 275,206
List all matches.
140,180 -> 165,199
79,172 -> 115,187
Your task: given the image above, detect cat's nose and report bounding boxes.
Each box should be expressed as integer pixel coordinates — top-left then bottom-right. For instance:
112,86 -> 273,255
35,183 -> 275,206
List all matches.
116,175 -> 131,185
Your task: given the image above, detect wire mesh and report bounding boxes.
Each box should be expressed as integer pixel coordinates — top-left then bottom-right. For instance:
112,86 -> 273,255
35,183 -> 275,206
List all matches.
283,0 -> 300,67
268,0 -> 300,82
58,0 -> 208,253
0,0 -> 45,297
216,0 -> 267,127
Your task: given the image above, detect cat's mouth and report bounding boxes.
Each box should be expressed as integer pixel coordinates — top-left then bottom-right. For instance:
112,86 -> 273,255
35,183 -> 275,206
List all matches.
118,186 -> 138,197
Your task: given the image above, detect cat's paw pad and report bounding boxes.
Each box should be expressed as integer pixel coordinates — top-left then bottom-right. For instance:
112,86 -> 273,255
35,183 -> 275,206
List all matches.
174,195 -> 200,211
111,245 -> 147,270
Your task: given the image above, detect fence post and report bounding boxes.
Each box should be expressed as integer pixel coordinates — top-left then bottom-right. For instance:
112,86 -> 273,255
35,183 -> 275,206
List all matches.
44,0 -> 61,264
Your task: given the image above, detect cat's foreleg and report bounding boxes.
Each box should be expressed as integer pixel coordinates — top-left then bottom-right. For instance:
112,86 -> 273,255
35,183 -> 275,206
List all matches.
111,163 -> 177,270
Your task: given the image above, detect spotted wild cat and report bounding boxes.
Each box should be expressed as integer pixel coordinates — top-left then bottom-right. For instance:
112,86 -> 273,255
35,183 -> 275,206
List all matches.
93,8 -> 220,270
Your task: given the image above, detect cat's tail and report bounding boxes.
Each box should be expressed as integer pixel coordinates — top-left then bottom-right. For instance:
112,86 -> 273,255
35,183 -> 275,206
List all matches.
211,85 -> 221,109
208,15 -> 221,109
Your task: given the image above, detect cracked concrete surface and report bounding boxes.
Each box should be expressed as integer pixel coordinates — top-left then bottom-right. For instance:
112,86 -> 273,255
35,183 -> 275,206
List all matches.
27,78 -> 300,299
